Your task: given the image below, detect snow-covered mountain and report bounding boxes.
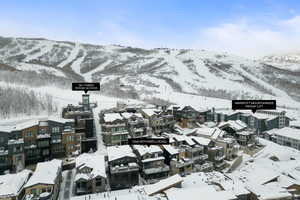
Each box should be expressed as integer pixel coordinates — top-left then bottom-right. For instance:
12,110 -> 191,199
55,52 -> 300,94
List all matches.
0,36 -> 300,106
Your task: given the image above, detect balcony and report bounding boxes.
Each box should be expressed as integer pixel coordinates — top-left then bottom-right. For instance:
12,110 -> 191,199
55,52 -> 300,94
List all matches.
215,155 -> 225,161
197,162 -> 214,171
144,165 -> 170,175
171,159 -> 193,168
215,161 -> 226,169
110,163 -> 139,174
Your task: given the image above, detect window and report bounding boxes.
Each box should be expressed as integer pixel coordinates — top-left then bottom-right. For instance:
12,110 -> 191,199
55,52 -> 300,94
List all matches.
26,132 -> 33,137
31,189 -> 37,195
52,127 -> 60,133
96,178 -> 102,186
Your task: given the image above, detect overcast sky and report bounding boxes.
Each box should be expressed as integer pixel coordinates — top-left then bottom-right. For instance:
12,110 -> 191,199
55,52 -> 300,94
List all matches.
1,0 -> 300,58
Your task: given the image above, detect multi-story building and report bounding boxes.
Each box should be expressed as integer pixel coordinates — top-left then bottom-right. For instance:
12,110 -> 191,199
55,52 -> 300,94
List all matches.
215,138 -> 239,160
132,145 -> 169,183
121,112 -> 151,138
0,169 -> 32,200
166,134 -> 212,173
170,105 -> 205,128
100,113 -> 129,146
207,146 -> 226,170
140,108 -> 175,136
75,153 -> 108,195
0,118 -> 75,174
273,127 -> 300,151
24,159 -> 62,200
62,94 -> 97,153
212,109 -> 291,135
107,145 -> 139,190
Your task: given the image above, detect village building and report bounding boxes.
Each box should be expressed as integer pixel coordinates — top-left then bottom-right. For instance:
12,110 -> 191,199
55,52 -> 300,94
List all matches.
0,118 -> 75,174
106,145 -> 139,190
165,134 -> 212,173
24,159 -> 62,200
132,145 -> 169,183
0,169 -> 32,200
213,109 -> 291,135
62,94 -> 97,153
169,105 -> 206,128
100,112 -> 129,146
140,108 -> 175,136
272,127 -> 300,150
121,112 -> 152,138
75,153 -> 108,195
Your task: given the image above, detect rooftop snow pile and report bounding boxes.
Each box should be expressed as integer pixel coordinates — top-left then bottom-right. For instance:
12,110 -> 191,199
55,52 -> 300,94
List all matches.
133,145 -> 162,156
107,145 -> 136,161
76,153 -> 107,179
144,174 -> 183,196
0,170 -> 32,198
103,113 -> 123,122
25,159 -> 62,188
218,120 -> 247,131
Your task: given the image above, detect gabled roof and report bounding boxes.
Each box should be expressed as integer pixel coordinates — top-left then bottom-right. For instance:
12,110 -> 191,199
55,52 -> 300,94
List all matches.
191,136 -> 212,146
218,120 -> 247,131
24,159 -> 62,188
76,153 -> 107,178
162,145 -> 179,155
107,145 -> 136,161
0,170 -> 32,197
103,113 -> 123,122
273,127 -> 300,141
133,145 -> 162,156
141,109 -> 161,117
144,174 -> 183,196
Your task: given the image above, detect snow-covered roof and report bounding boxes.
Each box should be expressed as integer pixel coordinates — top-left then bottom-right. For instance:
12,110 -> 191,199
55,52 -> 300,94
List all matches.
273,127 -> 300,141
141,108 -> 161,117
144,174 -> 183,196
107,145 -> 136,161
133,145 -> 162,156
195,127 -> 225,139
43,116 -> 74,123
14,119 -> 39,131
76,153 -> 107,178
0,170 -> 32,198
246,183 -> 292,200
71,187 -> 166,200
25,159 -> 62,188
290,120 -> 300,127
175,127 -> 196,136
218,120 -> 247,131
103,113 -> 124,122
162,145 -> 179,155
165,186 -> 237,200
191,136 -> 212,146
121,112 -> 143,119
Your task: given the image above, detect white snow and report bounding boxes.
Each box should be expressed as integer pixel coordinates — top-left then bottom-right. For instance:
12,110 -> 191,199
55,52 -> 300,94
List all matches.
133,145 -> 162,156
162,145 -> 179,155
57,42 -> 81,68
103,113 -> 123,122
76,153 -> 107,178
107,145 -> 136,161
272,127 -> 300,141
0,170 -> 32,198
144,174 -> 183,196
24,159 -> 62,188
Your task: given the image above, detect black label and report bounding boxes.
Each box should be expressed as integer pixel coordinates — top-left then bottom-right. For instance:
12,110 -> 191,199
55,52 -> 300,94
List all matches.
128,138 -> 169,146
232,100 -> 276,113
72,82 -> 100,93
